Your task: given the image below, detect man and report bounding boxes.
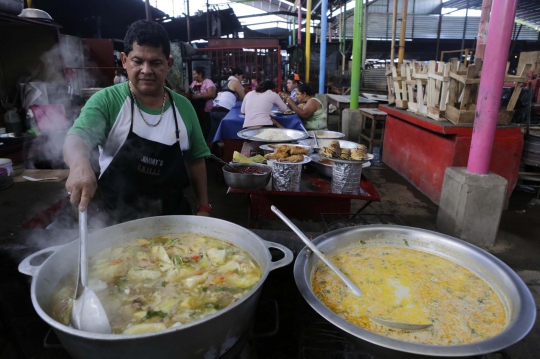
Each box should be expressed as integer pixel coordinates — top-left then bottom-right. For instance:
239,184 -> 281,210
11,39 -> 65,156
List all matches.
64,20 -> 211,225
286,73 -> 301,105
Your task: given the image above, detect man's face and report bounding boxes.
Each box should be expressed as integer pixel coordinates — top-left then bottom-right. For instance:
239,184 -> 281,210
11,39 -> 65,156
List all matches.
121,42 -> 173,96
287,80 -> 297,92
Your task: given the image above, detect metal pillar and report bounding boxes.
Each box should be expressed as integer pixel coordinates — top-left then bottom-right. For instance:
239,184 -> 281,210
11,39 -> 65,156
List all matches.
467,0 -> 518,174
305,0 -> 312,82
319,0 -> 328,93
475,0 -> 493,60
186,0 -> 191,43
293,16 -> 297,45
298,1 -> 302,45
145,0 -> 151,21
349,0 -> 364,109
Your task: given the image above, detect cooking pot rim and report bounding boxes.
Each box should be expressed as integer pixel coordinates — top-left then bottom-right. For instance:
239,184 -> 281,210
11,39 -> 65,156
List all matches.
24,215 -> 292,340
294,224 -> 537,356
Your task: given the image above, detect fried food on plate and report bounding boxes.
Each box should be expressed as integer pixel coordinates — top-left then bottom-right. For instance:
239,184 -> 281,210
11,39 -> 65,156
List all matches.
290,146 -> 309,155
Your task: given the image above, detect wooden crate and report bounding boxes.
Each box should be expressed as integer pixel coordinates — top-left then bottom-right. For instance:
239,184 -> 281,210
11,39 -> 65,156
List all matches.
444,59 -> 533,125
391,64 -> 408,109
385,64 -> 396,105
404,62 -> 427,115
426,61 -> 451,121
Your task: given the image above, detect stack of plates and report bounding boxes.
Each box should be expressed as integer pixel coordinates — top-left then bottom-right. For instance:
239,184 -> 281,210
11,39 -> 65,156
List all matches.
0,158 -> 13,176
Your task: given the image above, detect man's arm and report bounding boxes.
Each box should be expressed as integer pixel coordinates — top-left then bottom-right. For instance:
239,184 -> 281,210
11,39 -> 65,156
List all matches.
185,158 -> 210,216
64,134 -> 98,211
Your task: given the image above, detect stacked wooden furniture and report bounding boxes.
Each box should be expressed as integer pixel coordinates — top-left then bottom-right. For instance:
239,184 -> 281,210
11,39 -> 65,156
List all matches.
386,53 -> 535,125
444,59 -> 533,125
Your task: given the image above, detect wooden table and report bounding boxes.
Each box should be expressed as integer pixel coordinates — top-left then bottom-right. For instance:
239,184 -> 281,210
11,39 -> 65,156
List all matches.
326,94 -> 378,132
227,173 -> 380,228
359,108 -> 387,152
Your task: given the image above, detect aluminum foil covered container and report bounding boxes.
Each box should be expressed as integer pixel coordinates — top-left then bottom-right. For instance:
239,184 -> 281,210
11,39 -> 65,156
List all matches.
272,162 -> 302,191
331,162 -> 363,194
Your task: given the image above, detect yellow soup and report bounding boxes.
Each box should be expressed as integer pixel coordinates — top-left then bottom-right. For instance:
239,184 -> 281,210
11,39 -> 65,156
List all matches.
312,246 -> 506,345
50,234 -> 262,334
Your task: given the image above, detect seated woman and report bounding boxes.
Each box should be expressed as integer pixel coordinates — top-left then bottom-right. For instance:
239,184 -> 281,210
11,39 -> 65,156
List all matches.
284,83 -> 327,130
241,80 -> 288,129
207,68 -> 246,145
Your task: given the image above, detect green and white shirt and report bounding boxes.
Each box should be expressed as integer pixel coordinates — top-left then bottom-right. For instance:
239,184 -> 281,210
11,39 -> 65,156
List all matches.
68,83 -> 209,178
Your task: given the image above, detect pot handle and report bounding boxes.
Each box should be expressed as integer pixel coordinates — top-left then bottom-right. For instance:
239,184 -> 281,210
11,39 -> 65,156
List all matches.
263,240 -> 294,271
18,245 -> 64,277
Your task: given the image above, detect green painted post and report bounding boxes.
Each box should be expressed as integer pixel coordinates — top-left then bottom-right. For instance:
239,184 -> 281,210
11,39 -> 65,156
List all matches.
350,0 -> 364,109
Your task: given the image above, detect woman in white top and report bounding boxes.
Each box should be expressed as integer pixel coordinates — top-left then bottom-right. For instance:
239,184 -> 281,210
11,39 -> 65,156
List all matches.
241,80 -> 288,128
207,68 -> 246,144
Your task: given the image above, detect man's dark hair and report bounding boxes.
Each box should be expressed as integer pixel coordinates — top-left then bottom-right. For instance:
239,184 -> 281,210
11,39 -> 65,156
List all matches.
256,80 -> 275,93
297,83 -> 314,96
124,20 -> 170,58
231,68 -> 244,76
194,66 -> 206,78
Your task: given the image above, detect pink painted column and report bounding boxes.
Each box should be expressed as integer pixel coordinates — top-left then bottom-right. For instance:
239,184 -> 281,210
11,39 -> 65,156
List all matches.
297,1 -> 302,45
467,0 -> 518,174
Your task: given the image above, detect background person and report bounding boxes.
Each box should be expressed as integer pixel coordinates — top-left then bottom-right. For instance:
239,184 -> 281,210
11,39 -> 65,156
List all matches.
241,80 -> 288,129
207,67 -> 246,145
280,73 -> 301,105
63,20 -> 211,225
190,66 -> 216,138
284,83 -> 327,130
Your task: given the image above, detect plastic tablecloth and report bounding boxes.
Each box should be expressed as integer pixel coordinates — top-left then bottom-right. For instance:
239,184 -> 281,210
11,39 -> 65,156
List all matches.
212,101 -> 306,143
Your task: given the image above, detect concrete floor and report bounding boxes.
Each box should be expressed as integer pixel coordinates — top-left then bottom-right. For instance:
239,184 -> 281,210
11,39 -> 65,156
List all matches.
188,113 -> 540,358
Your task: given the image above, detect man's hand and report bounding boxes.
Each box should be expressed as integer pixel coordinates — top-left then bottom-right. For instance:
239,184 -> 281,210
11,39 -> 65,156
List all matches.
64,135 -> 96,212
66,161 -> 97,211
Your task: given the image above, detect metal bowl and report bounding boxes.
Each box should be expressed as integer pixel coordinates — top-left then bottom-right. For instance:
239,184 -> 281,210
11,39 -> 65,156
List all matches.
19,8 -> 53,20
310,154 -> 333,178
294,225 -> 537,358
308,130 -> 345,139
237,128 -> 309,143
222,163 -> 272,189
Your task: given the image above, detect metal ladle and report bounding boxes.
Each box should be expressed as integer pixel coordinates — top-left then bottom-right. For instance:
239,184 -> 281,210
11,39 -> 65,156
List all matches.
71,208 -> 111,334
208,154 -> 240,173
270,206 -> 432,331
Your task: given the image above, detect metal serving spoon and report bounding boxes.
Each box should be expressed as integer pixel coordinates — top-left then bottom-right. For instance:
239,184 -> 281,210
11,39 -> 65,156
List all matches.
270,206 -> 432,331
207,154 -> 240,173
71,208 -> 111,334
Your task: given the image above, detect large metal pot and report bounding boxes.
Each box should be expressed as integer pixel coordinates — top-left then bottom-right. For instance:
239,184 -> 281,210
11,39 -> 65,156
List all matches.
294,225 -> 536,358
19,216 -> 293,359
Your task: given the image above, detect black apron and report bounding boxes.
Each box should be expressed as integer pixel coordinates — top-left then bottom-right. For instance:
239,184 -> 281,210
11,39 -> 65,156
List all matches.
97,89 -> 192,225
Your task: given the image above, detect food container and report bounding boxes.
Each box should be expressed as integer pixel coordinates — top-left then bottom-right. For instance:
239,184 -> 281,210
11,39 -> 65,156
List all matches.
310,154 -> 371,179
272,162 -> 302,192
294,225 -> 537,358
223,163 -> 272,190
330,162 -> 363,194
19,216 -> 293,359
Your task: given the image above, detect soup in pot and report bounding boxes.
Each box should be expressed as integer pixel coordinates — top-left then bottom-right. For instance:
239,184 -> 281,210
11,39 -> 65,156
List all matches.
50,234 -> 262,334
312,246 -> 506,345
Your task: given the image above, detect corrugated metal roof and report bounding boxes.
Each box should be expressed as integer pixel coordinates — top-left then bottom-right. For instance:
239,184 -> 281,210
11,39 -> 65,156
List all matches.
367,0 -> 441,15
343,14 -> 538,40
443,0 -> 540,31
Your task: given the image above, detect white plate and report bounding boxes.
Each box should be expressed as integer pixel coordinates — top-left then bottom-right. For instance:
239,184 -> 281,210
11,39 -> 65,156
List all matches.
269,154 -> 311,165
238,114 -> 245,118
237,128 -> 309,143
311,154 -> 372,168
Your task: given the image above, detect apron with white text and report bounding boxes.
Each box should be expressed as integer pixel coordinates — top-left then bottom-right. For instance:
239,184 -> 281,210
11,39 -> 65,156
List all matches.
97,89 -> 191,224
